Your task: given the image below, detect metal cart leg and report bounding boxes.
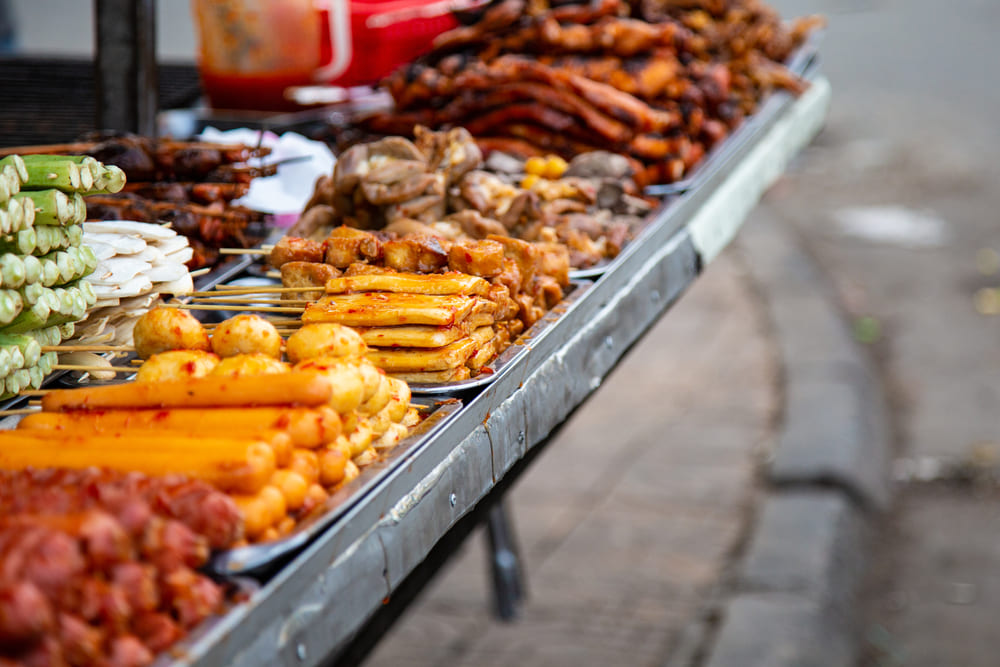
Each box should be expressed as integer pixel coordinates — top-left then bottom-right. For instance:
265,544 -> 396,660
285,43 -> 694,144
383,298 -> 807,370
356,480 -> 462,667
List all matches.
486,501 -> 526,621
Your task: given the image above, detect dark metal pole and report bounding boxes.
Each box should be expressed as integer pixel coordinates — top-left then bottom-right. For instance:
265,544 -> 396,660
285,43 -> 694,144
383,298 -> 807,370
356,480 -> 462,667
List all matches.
94,0 -> 158,136
486,501 -> 526,620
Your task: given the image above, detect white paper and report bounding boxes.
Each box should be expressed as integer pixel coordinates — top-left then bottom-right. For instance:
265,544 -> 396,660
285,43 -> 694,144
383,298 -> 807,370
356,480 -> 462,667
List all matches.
197,128 -> 337,219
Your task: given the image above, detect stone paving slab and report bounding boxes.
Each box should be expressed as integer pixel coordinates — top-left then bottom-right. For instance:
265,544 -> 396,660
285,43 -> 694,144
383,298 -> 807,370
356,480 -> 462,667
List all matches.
365,247 -> 776,667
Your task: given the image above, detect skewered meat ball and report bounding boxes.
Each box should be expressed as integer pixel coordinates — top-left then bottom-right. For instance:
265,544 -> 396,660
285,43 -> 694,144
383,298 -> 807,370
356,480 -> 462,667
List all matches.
293,357 -> 365,414
285,323 -> 366,364
135,350 -> 219,383
210,314 -> 283,359
132,307 -> 211,360
210,353 -> 290,378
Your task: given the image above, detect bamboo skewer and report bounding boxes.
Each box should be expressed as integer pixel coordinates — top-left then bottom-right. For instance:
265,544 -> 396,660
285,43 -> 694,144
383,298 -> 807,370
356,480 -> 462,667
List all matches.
188,297 -> 313,306
0,407 -> 41,417
167,304 -> 305,313
42,345 -> 134,353
18,390 -> 51,396
220,248 -> 270,256
187,286 -> 320,296
188,267 -> 212,278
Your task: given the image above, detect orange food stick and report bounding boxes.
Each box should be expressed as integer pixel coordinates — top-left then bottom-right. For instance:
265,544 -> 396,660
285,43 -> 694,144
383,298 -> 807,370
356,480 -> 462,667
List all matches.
19,406 -> 342,449
0,432 -> 275,494
41,371 -> 333,412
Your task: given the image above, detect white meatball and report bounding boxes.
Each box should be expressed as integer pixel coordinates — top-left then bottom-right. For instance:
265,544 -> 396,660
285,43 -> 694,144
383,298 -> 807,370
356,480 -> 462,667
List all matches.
210,314 -> 283,359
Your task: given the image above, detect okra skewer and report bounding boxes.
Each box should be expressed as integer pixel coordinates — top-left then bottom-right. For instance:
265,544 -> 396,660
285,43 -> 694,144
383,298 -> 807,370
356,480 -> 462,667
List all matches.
0,290 -> 24,326
0,156 -> 27,185
0,254 -> 26,289
39,351 -> 56,376
0,284 -> 89,335
0,165 -> 21,203
14,190 -> 85,227
20,155 -> 93,193
0,347 -> 12,379
0,229 -> 35,256
0,334 -> 42,370
0,225 -> 83,256
3,367 -> 32,398
3,198 -> 24,234
37,246 -> 96,287
86,165 -> 126,195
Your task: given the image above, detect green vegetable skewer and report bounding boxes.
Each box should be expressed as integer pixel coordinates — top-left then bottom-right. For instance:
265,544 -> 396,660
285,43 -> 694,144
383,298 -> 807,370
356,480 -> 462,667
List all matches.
0,229 -> 35,256
0,254 -> 26,289
0,156 -> 27,185
0,334 -> 42,369
14,190 -> 84,227
20,155 -> 93,193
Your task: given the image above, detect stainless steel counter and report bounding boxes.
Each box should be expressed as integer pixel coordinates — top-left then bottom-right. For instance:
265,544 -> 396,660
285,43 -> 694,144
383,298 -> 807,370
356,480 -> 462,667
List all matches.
160,67 -> 832,667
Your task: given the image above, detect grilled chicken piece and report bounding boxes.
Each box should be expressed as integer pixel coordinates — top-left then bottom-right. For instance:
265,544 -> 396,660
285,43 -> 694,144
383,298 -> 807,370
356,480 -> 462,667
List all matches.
447,239 -> 506,278
382,235 -> 450,273
269,236 -> 325,269
324,226 -> 386,268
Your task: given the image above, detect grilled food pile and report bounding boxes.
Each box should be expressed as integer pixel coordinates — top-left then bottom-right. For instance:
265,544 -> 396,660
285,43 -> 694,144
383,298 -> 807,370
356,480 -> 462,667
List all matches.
72,221 -> 195,347
293,127 -> 653,269
0,154 -> 115,398
3,135 -> 273,270
272,224 -> 570,381
0,468 -> 241,666
5,306 -> 417,543
306,271 -> 514,384
360,0 -> 822,185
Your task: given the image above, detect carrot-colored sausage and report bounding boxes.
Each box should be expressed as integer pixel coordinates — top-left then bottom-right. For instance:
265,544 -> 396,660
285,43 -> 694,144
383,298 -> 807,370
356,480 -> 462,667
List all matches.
41,372 -> 333,412
0,432 -> 275,494
19,406 -> 342,449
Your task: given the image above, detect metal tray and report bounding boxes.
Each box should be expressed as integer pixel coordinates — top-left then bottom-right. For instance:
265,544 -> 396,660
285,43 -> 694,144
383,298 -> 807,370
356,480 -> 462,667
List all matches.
407,279 -> 592,395
205,399 -> 463,579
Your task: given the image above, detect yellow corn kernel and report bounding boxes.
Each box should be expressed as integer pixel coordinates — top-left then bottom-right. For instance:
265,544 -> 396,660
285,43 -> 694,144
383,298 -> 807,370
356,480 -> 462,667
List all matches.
523,156 -> 547,176
544,155 -> 569,179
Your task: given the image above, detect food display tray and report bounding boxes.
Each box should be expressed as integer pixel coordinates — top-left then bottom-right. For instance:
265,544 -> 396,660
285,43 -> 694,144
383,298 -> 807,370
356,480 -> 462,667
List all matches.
407,279 -> 593,396
206,399 -> 463,579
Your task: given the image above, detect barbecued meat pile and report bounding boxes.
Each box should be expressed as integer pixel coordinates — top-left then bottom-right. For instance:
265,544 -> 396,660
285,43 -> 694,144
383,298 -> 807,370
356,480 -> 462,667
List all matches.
18,133 -> 273,270
0,468 -> 243,666
292,126 -> 652,269
361,0 -> 822,186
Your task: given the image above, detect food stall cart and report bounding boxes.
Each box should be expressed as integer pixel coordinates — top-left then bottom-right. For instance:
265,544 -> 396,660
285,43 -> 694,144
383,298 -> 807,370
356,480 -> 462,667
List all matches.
0,3 -> 829,664
151,64 -> 830,667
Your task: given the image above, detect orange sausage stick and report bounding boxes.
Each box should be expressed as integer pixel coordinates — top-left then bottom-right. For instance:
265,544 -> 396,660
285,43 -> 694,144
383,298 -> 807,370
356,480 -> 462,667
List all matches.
0,431 -> 276,493
19,406 -> 343,449
40,371 -> 333,412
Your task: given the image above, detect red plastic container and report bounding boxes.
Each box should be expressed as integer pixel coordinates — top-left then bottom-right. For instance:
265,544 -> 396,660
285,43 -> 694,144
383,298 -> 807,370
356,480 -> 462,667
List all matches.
334,0 -> 463,88
192,0 -> 468,112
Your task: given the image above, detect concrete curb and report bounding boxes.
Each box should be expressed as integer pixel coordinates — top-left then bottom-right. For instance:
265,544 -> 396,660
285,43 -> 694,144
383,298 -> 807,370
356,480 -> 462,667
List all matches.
700,205 -> 892,667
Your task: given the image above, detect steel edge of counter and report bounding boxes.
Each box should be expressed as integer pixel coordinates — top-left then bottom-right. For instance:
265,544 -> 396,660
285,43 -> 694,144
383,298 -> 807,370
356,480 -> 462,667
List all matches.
165,65 -> 829,667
